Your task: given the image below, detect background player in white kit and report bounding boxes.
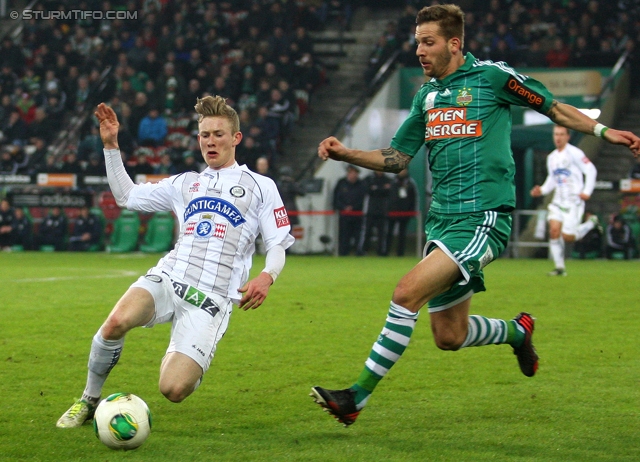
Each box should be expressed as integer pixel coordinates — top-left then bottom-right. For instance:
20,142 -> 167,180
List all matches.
57,96 -> 295,428
531,125 -> 599,276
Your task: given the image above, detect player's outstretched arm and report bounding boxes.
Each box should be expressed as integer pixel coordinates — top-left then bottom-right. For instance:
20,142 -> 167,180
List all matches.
318,136 -> 412,173
547,100 -> 640,157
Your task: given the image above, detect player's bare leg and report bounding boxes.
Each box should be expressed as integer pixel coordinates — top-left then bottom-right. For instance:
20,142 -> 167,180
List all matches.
311,249 -> 460,426
311,249 -> 538,426
57,288 -> 154,428
159,352 -> 203,403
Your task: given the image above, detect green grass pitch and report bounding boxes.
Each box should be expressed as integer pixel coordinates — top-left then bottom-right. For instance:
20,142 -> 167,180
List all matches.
1,252 -> 638,461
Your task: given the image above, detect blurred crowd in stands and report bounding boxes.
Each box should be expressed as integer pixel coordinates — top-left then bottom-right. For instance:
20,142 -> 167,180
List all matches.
1,0 -> 639,183
369,0 -> 640,83
0,0 -> 350,179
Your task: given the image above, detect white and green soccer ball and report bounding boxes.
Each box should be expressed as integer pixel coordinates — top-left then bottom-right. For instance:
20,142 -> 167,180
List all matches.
93,393 -> 152,450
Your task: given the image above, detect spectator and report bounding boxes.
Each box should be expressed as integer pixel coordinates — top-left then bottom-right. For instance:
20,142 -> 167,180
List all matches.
139,51 -> 163,83
26,108 -> 57,144
605,214 -> 636,260
386,168 -> 418,257
0,94 -> 14,128
26,137 -> 49,174
0,148 -> 17,174
546,37 -> 570,68
569,36 -> 593,67
11,207 -> 33,250
36,206 -> 68,251
267,88 -> 295,140
362,171 -> 392,256
276,165 -> 304,226
333,165 -> 367,256
238,137 -> 269,172
0,64 -> 19,96
77,124 -> 104,162
61,151 -> 83,174
160,77 -> 184,116
630,156 -> 640,179
137,107 -> 168,147
128,92 -> 149,139
2,110 -> 28,146
491,23 -> 517,52
255,156 -> 275,181
68,206 -> 102,251
521,40 -> 547,67
83,153 -> 105,176
10,145 -> 29,174
117,79 -> 137,108
0,198 -> 15,250
154,153 -> 180,175
15,91 -> 37,125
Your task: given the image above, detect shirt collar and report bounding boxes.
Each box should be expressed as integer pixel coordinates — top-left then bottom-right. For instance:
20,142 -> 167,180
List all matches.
204,162 -> 239,175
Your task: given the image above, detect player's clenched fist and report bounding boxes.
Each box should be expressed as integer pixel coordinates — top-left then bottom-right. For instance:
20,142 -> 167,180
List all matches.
318,136 -> 348,161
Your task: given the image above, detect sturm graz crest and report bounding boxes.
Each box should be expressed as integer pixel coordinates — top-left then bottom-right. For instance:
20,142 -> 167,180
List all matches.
230,186 -> 245,198
195,215 -> 215,239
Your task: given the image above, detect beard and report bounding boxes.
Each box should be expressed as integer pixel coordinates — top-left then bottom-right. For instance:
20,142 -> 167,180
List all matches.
424,46 -> 453,79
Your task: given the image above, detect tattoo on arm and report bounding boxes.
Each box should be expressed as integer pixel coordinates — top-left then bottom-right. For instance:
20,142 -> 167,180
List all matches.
381,147 -> 411,173
546,100 -> 560,122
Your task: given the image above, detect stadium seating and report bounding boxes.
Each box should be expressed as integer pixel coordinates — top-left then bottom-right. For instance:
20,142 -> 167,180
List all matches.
99,192 -> 121,221
139,212 -> 175,253
107,210 -> 140,253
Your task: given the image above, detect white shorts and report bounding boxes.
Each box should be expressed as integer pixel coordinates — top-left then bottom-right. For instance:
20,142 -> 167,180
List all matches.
547,201 -> 585,237
130,271 -> 232,373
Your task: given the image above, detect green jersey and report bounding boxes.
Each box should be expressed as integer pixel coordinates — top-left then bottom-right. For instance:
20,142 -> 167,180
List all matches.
391,52 -> 554,214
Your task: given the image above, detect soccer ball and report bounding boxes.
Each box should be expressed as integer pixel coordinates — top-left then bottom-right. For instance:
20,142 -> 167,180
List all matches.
93,393 -> 152,450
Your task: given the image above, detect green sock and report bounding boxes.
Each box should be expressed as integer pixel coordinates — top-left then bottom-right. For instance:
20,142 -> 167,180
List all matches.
507,320 -> 525,347
351,302 -> 418,410
351,370 -> 381,408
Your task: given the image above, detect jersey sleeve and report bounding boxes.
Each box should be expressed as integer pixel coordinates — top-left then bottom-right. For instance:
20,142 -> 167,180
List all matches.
486,64 -> 555,114
539,154 -> 556,195
390,90 -> 426,157
257,178 -> 295,252
126,176 -> 179,214
571,147 -> 597,196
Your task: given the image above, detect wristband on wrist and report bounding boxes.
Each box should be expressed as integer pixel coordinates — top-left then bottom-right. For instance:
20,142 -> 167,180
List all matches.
593,123 -> 608,138
263,270 -> 278,284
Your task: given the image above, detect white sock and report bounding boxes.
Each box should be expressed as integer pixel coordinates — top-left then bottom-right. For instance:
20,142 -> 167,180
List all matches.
549,237 -> 565,270
575,220 -> 595,240
83,331 -> 124,401
461,315 -> 508,348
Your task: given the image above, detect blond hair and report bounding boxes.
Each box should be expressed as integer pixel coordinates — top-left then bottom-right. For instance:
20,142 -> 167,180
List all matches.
194,95 -> 240,133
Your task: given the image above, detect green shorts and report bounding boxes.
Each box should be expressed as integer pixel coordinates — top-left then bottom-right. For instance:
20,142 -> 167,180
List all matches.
424,210 -> 512,312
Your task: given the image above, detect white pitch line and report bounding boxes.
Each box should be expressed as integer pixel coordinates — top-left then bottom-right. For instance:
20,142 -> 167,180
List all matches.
13,270 -> 139,283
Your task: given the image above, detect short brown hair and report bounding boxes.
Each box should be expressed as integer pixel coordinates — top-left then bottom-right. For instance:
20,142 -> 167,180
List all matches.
416,4 -> 465,48
194,95 -> 240,133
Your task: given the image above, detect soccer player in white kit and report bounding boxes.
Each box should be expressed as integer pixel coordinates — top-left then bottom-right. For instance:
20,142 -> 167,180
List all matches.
57,96 -> 295,428
530,125 -> 599,276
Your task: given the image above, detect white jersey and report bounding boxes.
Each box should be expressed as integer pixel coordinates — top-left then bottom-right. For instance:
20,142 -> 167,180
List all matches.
540,143 -> 597,206
126,163 -> 295,302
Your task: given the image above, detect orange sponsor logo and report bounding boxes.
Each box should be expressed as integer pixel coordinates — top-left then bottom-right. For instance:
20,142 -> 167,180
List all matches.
505,77 -> 544,108
425,107 -> 482,140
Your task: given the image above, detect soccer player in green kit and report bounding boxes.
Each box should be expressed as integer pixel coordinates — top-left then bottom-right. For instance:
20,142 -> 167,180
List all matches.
310,4 -> 640,427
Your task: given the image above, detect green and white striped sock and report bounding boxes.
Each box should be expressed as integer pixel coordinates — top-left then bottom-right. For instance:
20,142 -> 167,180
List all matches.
461,315 -> 525,348
352,302 -> 418,409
